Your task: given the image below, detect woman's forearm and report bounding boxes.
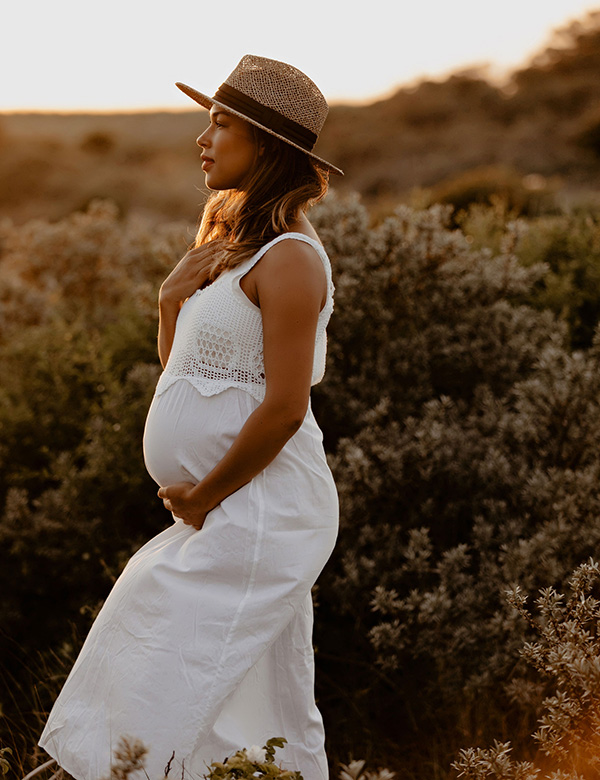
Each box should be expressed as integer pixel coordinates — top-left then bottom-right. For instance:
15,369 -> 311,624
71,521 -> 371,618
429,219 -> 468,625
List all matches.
190,396 -> 306,512
157,242 -> 218,368
157,298 -> 181,369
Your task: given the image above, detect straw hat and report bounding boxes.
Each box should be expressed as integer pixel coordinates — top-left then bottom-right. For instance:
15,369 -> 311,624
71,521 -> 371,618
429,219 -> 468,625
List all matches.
176,54 -> 343,176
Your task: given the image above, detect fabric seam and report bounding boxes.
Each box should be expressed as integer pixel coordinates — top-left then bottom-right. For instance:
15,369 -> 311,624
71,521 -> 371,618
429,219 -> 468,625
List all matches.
187,470 -> 267,758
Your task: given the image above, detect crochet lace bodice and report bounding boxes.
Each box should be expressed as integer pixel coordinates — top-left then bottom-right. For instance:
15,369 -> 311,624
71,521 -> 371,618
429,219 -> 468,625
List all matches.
155,233 -> 334,403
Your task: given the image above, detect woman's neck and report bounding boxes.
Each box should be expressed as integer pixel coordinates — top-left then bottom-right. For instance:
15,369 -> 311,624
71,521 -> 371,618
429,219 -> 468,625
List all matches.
287,213 -> 320,242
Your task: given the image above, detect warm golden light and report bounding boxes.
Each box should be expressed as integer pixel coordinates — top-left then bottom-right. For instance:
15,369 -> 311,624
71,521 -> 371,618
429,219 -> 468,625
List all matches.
2,0 -> 599,111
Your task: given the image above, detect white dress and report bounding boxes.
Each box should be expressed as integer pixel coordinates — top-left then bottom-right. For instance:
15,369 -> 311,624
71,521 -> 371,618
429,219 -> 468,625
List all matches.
38,234 -> 339,780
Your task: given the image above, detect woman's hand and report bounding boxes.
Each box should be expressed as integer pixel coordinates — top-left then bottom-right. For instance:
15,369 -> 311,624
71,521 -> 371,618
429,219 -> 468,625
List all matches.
159,240 -> 222,307
158,240 -> 222,368
157,482 -> 209,530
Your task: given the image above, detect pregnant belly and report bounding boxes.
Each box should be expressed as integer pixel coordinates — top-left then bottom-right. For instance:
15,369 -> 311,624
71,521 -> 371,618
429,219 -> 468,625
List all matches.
143,379 -> 256,488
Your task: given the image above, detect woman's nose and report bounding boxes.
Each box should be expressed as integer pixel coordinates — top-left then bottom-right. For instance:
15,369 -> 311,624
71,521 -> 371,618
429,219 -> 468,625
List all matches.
196,132 -> 208,148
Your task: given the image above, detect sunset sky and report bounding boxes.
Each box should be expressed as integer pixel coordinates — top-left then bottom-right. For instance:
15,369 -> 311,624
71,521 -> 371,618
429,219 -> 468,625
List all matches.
3,0 -> 599,111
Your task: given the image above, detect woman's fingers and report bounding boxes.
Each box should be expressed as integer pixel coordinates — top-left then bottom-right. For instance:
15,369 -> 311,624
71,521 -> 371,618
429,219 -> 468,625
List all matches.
160,242 -> 221,302
188,242 -> 221,278
157,487 -> 173,511
183,517 -> 204,531
157,483 -> 206,530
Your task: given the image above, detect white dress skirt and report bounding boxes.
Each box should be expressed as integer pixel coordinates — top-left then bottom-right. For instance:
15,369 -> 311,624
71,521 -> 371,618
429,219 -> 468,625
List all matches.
39,378 -> 339,780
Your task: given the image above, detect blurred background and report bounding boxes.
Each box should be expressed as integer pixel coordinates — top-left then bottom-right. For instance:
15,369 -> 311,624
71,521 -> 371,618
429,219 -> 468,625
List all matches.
3,4 -> 600,780
1,2 -> 600,224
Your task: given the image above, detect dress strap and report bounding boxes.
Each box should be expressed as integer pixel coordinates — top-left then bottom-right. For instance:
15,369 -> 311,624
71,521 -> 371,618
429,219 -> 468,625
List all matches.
231,233 -> 332,285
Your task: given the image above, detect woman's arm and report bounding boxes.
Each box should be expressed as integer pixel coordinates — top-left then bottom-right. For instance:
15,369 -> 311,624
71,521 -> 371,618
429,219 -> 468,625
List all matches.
157,299 -> 181,369
158,239 -> 327,528
157,242 -> 220,368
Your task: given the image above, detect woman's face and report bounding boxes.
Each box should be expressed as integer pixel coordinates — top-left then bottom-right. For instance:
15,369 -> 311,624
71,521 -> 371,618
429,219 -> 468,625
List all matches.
196,108 -> 259,190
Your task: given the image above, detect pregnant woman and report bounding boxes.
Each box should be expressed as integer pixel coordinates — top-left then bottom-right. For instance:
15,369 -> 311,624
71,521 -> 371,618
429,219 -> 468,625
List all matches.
39,55 -> 342,780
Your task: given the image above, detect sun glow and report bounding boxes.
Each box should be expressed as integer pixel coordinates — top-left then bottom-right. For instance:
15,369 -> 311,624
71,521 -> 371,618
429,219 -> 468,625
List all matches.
2,0 -> 599,111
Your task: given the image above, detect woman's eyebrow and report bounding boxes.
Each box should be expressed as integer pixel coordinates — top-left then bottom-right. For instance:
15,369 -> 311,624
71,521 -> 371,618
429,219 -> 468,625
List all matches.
211,110 -> 232,121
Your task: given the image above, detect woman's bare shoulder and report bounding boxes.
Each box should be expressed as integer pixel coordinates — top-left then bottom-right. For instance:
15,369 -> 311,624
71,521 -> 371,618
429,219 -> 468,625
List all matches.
241,217 -> 326,307
254,238 -> 326,311
262,233 -> 324,271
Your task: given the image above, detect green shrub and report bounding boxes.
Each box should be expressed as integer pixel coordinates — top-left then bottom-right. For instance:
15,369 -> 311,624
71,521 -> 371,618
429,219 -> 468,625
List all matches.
454,559 -> 600,780
427,166 -> 556,218
310,195 -> 600,768
0,201 -> 185,698
3,196 -> 600,779
459,204 -> 600,349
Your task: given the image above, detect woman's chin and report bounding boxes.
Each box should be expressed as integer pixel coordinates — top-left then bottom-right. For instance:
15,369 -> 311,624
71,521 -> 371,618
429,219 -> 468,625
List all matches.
205,177 -> 226,191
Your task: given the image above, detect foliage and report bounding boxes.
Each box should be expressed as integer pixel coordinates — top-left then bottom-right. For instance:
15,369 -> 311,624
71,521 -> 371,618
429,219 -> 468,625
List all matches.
454,559 -> 600,780
204,738 -> 302,780
97,738 -> 394,780
0,749 -> 12,777
0,198 -> 186,333
509,12 -> 600,117
311,195 -> 556,441
2,194 -> 600,778
339,759 -> 395,780
0,202 -> 186,696
426,166 -> 557,219
459,203 -> 600,349
81,131 -> 116,156
2,14 -> 600,771
574,106 -> 600,158
309,194 -> 600,767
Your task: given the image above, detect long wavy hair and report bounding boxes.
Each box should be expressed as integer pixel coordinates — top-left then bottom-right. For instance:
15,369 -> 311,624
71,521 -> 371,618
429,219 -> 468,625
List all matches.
195,123 -> 329,280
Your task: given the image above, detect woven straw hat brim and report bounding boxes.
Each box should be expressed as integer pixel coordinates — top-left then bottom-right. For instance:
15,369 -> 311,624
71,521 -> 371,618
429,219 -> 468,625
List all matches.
176,81 -> 343,177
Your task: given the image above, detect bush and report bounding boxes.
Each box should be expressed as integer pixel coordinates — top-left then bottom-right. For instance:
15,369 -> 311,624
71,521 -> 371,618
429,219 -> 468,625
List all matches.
454,559 -> 600,780
427,166 -> 556,218
309,195 -> 600,769
0,201 -> 186,701
459,203 -> 600,349
3,195 -> 600,779
80,131 -> 116,155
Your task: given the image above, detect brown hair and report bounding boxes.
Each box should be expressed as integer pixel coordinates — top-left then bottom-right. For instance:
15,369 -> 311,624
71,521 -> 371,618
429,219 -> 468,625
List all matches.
195,124 -> 329,280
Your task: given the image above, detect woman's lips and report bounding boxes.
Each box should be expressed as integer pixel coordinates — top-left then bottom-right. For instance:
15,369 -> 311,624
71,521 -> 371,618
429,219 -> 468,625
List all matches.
201,156 -> 214,171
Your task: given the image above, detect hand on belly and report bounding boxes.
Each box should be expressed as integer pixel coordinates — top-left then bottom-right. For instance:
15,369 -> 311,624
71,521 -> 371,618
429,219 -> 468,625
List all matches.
158,482 -> 209,531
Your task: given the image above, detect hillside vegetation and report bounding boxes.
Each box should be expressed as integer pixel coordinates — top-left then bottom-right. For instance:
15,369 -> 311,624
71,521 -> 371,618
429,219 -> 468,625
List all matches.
3,10 -> 600,780
2,193 -> 600,779
1,12 -> 600,225
319,11 -> 600,201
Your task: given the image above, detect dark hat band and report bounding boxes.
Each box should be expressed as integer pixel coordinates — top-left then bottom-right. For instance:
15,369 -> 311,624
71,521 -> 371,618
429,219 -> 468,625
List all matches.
213,83 -> 318,152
